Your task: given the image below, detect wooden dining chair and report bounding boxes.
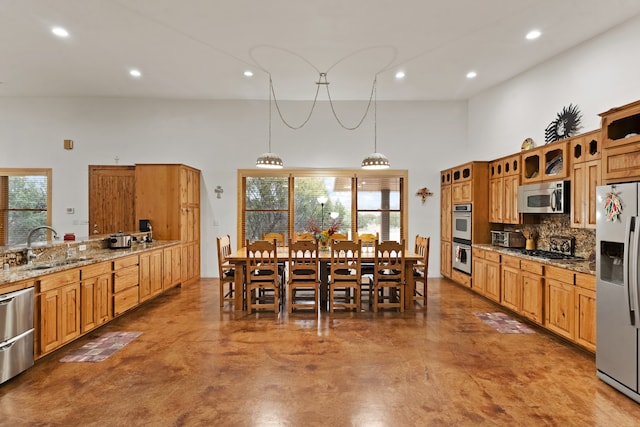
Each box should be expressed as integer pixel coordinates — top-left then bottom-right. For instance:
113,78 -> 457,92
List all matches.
329,239 -> 361,312
372,240 -> 406,312
245,239 -> 281,313
262,232 -> 287,284
413,236 -> 430,305
294,232 -> 315,242
354,232 -> 379,305
287,239 -> 320,313
216,234 -> 237,307
330,232 -> 349,241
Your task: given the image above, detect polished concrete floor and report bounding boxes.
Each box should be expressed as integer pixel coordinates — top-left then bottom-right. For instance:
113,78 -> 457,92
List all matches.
2,277 -> 640,426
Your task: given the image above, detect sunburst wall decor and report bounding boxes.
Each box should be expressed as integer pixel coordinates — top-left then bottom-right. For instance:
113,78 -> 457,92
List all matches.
544,104 -> 582,143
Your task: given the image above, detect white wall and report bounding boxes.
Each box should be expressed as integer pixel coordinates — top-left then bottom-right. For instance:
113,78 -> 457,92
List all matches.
0,98 -> 466,277
468,14 -> 640,160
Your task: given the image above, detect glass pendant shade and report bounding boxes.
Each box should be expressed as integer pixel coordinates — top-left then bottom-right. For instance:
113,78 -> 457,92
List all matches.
256,152 -> 283,169
361,152 -> 390,169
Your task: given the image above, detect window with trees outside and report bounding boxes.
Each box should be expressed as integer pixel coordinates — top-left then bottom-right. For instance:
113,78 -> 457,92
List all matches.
238,169 -> 407,246
0,168 -> 52,246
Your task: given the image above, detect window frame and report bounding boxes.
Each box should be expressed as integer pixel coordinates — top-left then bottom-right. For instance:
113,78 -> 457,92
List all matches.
237,168 -> 408,248
0,168 -> 53,246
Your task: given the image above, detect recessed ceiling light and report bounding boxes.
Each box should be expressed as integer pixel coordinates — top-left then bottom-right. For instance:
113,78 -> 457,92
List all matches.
51,27 -> 69,38
395,71 -> 405,79
129,69 -> 142,78
466,71 -> 477,79
526,29 -> 541,40
243,70 -> 254,77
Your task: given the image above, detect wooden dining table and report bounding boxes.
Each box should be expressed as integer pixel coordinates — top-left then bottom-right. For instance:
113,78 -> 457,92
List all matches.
225,247 -> 423,311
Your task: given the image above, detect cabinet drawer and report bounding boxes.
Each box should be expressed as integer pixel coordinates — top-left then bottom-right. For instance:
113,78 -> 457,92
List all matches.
502,254 -> 521,269
81,261 -> 111,279
472,248 -> 485,258
576,272 -> 596,291
546,265 -> 575,285
38,269 -> 80,293
485,251 -> 501,263
113,265 -> 139,293
521,260 -> 544,276
113,285 -> 139,316
114,254 -> 139,270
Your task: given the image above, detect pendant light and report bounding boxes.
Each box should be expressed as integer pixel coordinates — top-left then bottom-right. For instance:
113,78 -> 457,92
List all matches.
256,77 -> 284,169
361,78 -> 390,169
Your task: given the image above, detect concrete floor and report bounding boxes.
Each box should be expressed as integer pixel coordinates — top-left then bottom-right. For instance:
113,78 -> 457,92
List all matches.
1,277 -> 640,426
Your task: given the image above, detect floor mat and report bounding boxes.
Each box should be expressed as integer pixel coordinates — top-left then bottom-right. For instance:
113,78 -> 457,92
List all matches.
474,312 -> 535,334
60,331 -> 142,362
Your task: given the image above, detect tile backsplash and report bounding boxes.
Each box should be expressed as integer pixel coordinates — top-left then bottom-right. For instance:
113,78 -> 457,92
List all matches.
507,214 -> 595,260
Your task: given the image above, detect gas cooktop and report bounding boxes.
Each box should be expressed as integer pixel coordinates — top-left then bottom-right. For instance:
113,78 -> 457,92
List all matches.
507,248 -> 583,261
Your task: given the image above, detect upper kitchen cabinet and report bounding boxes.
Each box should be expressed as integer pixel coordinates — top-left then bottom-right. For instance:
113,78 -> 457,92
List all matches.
570,129 -> 601,229
451,162 -> 488,205
521,140 -> 570,184
135,164 -> 201,285
489,154 -> 520,224
600,99 -> 640,183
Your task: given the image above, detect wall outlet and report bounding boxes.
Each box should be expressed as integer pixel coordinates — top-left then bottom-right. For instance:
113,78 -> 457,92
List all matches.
66,207 -> 74,214
78,244 -> 87,251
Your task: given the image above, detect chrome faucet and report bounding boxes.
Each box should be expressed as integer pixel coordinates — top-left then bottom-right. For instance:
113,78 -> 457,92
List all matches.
26,226 -> 59,265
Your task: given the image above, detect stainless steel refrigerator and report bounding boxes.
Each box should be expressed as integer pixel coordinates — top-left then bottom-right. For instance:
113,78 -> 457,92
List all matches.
596,182 -> 640,403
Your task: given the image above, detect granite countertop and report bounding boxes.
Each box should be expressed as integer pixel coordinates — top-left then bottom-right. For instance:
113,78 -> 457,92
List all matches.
473,243 -> 596,275
0,240 -> 181,287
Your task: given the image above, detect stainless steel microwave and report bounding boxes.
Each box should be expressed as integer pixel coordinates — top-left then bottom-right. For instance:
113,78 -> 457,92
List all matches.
517,180 -> 569,214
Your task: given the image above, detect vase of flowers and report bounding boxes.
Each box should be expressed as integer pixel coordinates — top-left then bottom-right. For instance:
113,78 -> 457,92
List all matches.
306,219 -> 341,251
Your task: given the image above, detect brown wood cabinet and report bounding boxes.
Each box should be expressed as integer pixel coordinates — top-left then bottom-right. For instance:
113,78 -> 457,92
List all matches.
37,269 -> 81,357
113,254 -> 140,316
136,164 -> 201,285
80,261 -> 112,333
472,248 -> 500,302
520,259 -> 544,324
545,265 -> 576,341
489,155 -> 520,224
575,272 -> 596,352
440,241 -> 452,279
88,165 -> 136,236
522,140 -> 570,184
163,245 -> 182,289
139,249 -> 163,302
570,130 -> 601,229
500,255 -> 520,312
440,170 -> 452,279
600,100 -> 640,183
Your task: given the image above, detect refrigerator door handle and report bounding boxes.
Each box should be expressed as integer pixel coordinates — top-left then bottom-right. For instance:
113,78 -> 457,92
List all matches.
624,216 -> 640,327
631,216 -> 640,328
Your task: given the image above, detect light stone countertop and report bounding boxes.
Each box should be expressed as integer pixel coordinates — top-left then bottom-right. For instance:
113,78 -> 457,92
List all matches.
0,240 -> 181,289
473,243 -> 596,276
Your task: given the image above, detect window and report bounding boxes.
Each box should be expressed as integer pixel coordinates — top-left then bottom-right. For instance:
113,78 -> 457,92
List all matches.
0,168 -> 52,245
238,169 -> 407,246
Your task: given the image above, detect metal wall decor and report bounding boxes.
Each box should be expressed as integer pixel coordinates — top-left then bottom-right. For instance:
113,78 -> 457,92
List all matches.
544,103 -> 582,143
416,187 -> 433,204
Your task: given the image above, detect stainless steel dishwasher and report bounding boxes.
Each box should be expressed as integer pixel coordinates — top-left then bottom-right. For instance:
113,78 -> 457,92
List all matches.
0,287 -> 34,384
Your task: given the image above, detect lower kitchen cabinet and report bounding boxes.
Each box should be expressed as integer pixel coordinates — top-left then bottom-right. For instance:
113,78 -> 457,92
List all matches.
80,261 -> 112,333
139,249 -> 163,302
575,272 -> 596,352
37,269 -> 81,357
500,256 -> 520,312
440,241 -> 452,278
520,260 -> 544,324
163,244 -> 182,289
545,265 -> 576,341
472,248 -> 500,302
113,254 -> 140,316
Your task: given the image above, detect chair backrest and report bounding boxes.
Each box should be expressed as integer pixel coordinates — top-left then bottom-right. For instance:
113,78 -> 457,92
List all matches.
245,239 -> 279,284
374,240 -> 405,282
418,236 -> 430,273
329,239 -> 361,280
330,232 -> 349,242
216,234 -> 233,275
294,232 -> 315,242
288,239 -> 319,282
262,232 -> 286,247
355,232 -> 378,252
414,234 -> 427,257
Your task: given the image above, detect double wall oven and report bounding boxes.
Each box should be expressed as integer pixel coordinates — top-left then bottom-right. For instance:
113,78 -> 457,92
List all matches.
452,203 -> 472,275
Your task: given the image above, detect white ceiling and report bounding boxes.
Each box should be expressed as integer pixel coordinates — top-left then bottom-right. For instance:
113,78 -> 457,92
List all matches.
2,0 -> 640,101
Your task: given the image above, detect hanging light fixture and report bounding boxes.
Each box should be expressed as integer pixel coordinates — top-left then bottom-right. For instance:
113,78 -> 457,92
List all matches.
256,77 -> 284,169
361,78 -> 390,169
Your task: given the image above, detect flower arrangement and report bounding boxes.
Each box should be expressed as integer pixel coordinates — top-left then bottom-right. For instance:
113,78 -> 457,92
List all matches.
306,219 -> 341,246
